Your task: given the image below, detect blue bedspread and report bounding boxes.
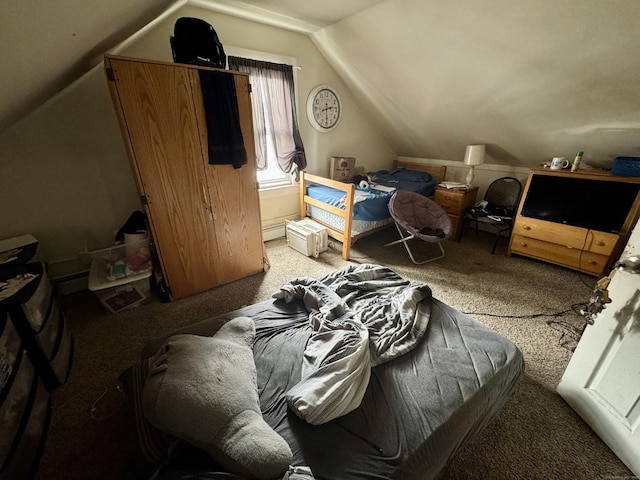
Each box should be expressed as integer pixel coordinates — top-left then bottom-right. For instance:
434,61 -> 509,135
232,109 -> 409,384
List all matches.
371,168 -> 436,196
307,168 -> 436,221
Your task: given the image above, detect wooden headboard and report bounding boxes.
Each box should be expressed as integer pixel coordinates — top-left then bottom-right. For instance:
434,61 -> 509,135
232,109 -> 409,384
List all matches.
392,160 -> 447,184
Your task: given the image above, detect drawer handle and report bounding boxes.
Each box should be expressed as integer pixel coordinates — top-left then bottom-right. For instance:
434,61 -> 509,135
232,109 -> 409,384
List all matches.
519,242 -> 527,247
587,259 -> 596,265
523,225 -> 531,231
595,241 -> 605,246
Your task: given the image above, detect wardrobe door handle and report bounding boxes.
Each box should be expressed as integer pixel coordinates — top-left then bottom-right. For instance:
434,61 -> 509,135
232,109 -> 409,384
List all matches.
202,184 -> 214,221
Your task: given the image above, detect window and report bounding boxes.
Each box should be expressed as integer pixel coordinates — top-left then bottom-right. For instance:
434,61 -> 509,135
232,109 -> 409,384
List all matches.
227,51 -> 306,189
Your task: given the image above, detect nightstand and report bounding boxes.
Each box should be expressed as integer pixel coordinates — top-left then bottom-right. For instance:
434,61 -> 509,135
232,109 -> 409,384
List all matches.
433,186 -> 478,242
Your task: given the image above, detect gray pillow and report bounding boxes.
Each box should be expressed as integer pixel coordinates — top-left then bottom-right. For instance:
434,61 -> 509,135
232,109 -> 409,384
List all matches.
142,316 -> 292,480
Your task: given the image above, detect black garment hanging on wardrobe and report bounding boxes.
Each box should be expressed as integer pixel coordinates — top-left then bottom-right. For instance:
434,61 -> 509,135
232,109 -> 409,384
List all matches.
198,70 -> 247,169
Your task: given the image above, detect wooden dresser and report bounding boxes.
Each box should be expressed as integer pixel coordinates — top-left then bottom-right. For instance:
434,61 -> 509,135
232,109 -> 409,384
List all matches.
508,168 -> 640,276
433,186 -> 478,242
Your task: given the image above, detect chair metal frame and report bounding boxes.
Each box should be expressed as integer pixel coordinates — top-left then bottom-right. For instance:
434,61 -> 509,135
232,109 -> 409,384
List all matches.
384,191 -> 452,264
384,224 -> 446,264
465,177 -> 523,254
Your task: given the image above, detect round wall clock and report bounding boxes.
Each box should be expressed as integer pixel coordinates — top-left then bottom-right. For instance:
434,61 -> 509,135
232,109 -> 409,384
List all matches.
307,85 -> 342,132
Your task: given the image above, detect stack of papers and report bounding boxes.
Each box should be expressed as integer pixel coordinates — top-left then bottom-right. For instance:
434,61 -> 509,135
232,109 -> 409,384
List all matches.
439,182 -> 468,189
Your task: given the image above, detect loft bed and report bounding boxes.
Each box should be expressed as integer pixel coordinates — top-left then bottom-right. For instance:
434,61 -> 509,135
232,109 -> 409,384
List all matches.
299,160 -> 446,260
119,264 -> 524,480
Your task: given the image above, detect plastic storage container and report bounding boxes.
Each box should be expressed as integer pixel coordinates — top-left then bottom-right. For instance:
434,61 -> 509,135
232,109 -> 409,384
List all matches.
612,157 -> 640,177
87,239 -> 152,314
0,234 -> 38,269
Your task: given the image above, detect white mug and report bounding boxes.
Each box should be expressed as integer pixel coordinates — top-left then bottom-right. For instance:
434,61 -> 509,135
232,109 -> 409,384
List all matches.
550,157 -> 569,170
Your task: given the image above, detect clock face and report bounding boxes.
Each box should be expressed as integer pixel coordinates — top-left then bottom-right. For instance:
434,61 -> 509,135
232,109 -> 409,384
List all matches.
307,85 -> 342,132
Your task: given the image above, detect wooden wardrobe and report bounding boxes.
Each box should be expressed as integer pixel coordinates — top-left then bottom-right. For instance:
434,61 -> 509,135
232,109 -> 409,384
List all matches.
104,55 -> 265,301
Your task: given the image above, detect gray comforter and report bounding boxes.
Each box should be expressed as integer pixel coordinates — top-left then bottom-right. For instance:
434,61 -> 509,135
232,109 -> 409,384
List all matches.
273,264 -> 432,425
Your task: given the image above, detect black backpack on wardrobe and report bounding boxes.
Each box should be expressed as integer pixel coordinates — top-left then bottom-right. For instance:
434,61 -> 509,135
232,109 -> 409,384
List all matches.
170,17 -> 226,68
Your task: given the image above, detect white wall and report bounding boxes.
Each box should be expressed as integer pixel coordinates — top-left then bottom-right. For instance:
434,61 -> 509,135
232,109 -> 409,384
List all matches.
396,155 -> 530,201
0,67 -> 141,262
0,4 -> 395,263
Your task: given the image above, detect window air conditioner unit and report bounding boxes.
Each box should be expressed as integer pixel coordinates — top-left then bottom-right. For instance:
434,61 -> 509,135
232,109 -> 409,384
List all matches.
285,219 -> 328,258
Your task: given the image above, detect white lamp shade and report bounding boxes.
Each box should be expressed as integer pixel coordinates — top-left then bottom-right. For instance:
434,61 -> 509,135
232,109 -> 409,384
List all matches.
464,144 -> 486,166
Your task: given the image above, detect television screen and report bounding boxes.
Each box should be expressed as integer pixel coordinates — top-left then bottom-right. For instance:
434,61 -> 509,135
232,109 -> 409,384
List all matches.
521,174 -> 639,233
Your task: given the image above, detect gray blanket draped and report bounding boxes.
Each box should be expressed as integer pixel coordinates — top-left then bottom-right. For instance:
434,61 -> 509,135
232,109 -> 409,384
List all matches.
273,264 -> 432,425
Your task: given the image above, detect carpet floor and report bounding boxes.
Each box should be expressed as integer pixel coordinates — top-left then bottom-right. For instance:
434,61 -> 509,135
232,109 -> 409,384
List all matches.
34,228 -> 633,479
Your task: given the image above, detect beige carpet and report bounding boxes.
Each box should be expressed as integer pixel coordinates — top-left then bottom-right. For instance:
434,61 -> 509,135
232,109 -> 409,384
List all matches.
35,228 -> 633,480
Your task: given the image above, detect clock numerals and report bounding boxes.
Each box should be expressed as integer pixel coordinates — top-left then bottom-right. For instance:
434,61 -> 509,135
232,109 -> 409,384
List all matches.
307,86 -> 341,132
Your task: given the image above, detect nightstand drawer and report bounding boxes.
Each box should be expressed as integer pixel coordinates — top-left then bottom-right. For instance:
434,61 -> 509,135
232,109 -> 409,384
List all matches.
433,186 -> 478,242
433,189 -> 464,214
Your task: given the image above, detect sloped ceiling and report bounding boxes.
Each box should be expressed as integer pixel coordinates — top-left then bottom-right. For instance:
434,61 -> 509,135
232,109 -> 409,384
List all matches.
0,0 -> 179,134
318,1 -> 640,168
0,0 -> 379,134
3,0 -> 639,169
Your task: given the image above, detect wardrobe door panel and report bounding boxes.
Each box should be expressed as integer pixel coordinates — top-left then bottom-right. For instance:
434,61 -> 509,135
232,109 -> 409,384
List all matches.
108,59 -> 221,299
195,73 -> 265,282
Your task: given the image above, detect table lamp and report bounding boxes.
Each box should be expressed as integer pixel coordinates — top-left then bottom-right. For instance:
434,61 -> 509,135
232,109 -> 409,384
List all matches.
464,144 -> 485,186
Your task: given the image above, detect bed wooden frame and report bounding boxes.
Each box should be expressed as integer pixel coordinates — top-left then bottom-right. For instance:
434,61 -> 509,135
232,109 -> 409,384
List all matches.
299,160 -> 447,260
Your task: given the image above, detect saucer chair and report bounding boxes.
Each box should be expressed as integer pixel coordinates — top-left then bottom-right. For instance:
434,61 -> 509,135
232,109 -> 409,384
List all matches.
384,190 -> 453,264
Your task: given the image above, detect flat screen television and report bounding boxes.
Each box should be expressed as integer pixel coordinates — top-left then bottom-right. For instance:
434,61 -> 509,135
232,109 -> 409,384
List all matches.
521,174 -> 640,234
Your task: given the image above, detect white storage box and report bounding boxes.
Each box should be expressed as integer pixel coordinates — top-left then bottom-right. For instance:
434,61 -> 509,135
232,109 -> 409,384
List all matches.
285,219 -> 329,258
0,234 -> 38,267
88,266 -> 151,314
86,238 -> 151,280
86,239 -> 152,314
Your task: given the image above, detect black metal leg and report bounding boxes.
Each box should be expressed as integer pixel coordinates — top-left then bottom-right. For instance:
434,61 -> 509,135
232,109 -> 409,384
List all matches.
491,232 -> 500,254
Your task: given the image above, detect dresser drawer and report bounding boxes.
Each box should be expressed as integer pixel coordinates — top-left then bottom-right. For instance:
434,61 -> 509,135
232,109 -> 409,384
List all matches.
433,189 -> 464,214
513,217 -> 588,249
588,231 -> 618,256
510,234 -> 609,275
513,217 -> 619,255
